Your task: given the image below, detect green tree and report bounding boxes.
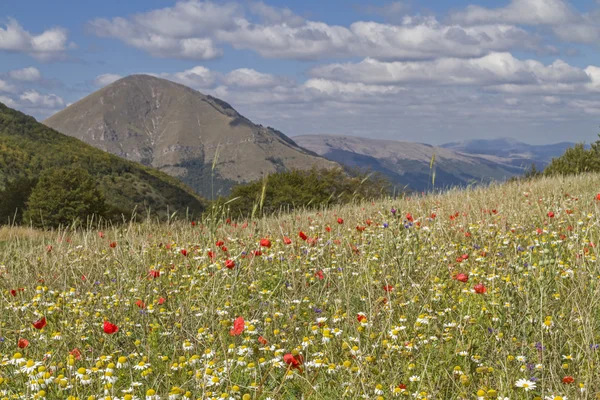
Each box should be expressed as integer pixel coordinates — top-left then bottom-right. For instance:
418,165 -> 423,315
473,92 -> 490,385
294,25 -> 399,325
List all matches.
218,167 -> 392,218
544,143 -> 600,176
23,167 -> 107,228
0,176 -> 36,224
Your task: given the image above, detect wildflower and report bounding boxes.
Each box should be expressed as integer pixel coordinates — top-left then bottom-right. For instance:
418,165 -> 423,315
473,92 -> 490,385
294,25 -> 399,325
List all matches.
225,259 -> 235,269
20,359 -> 42,374
260,238 -> 271,248
283,353 -> 303,370
337,218 -> 344,224
103,321 -> 119,334
18,338 -> 29,348
456,273 -> 469,283
299,231 -> 308,241
474,283 -> 487,294
32,317 -> 47,330
515,378 -> 537,391
230,317 -> 245,336
562,376 -> 574,384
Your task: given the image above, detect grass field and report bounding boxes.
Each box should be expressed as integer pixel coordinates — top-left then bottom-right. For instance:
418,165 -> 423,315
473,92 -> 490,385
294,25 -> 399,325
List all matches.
1,174 -> 600,399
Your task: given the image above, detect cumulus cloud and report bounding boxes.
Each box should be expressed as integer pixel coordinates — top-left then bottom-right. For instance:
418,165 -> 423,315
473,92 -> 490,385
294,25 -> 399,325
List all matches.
450,0 -> 600,43
0,79 -> 17,93
19,90 -> 65,109
6,67 -> 42,82
0,18 -> 72,61
222,68 -> 294,89
87,1 -> 544,61
158,66 -> 219,88
310,52 -> 591,87
93,73 -> 123,88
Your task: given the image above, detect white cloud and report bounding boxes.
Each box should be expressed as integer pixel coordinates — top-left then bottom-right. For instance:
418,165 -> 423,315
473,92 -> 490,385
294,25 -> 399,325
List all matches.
249,1 -> 305,26
450,0 -> 600,44
310,52 -> 590,87
158,66 -> 219,89
87,1 -> 543,61
0,79 -> 17,93
7,67 -> 42,82
451,0 -> 577,25
94,73 -> 123,88
222,68 -> 293,88
19,90 -> 65,109
0,18 -> 72,61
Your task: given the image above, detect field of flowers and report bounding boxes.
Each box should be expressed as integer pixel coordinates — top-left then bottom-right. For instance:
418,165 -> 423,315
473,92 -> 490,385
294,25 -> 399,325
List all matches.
2,173 -> 600,400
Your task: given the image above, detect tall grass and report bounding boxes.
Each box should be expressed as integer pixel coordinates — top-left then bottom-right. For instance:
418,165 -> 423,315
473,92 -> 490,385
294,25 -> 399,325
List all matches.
1,173 -> 599,399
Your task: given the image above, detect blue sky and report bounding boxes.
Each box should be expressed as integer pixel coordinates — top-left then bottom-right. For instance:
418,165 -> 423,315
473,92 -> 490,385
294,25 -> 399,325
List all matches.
1,0 -> 599,144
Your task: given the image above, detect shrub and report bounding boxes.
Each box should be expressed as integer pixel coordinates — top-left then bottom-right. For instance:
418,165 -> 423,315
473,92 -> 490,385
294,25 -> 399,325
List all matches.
217,167 -> 392,218
23,167 -> 107,228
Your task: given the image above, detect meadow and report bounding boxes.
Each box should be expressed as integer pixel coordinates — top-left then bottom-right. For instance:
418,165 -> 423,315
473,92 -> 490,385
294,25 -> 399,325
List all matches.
1,173 -> 600,400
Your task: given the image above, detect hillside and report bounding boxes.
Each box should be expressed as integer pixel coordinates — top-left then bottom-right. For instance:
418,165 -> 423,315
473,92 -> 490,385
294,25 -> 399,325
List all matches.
294,134 -> 524,190
44,75 -> 336,198
0,102 -> 205,222
2,172 -> 599,397
441,137 -> 577,169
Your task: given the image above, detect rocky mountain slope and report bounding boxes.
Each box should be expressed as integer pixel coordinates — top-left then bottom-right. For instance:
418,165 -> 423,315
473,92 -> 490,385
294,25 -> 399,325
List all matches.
44,75 -> 336,198
294,135 -> 525,191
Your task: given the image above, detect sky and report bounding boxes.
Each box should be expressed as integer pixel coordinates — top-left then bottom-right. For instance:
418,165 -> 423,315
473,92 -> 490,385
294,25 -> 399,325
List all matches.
1,0 -> 599,145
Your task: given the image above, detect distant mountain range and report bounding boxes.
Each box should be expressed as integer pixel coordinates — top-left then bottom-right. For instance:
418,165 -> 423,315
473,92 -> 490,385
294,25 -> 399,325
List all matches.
0,101 -> 205,220
294,135 -> 575,191
44,75 -> 335,198
440,138 -> 577,169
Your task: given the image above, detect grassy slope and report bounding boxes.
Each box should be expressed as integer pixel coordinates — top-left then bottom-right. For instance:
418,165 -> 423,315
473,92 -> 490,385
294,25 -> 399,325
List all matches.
1,174 -> 599,398
0,102 -> 206,219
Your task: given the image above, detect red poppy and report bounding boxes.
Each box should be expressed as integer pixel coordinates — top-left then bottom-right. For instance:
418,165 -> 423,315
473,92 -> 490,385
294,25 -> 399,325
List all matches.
406,213 -> 414,222
207,251 -> 216,260
32,317 -> 47,330
135,300 -> 146,309
252,250 -> 262,257
260,238 -> 271,248
158,297 -> 166,305
216,240 -> 225,247
70,348 -> 82,360
284,237 -> 292,245
10,289 -> 17,297
109,241 -> 117,248
430,213 -> 436,219
180,249 -> 188,257
149,269 -> 160,279
221,245 -> 228,252
18,338 -> 29,348
383,285 -> 394,292
191,221 -> 196,227
103,321 -> 119,334
356,226 -> 366,232
283,353 -> 303,370
398,384 -> 407,390
474,283 -> 487,294
596,193 -> 600,201
455,273 -> 469,283
258,336 -> 268,345
325,226 -> 331,232
299,231 -> 308,241
562,375 -> 574,384
356,313 -> 367,322
547,211 -> 555,218
46,245 -> 52,253
98,231 -> 105,238
225,259 -> 235,269
315,270 -> 324,280
337,218 -> 344,224
229,316 -> 245,336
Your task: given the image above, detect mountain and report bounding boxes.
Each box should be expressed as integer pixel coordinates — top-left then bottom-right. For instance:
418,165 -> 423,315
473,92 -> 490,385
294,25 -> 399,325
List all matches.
44,75 -> 336,198
0,101 -> 205,221
293,135 -> 525,191
441,138 -> 577,169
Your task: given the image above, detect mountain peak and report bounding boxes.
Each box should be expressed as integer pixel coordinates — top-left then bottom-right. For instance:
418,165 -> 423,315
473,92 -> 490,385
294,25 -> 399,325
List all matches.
44,76 -> 336,198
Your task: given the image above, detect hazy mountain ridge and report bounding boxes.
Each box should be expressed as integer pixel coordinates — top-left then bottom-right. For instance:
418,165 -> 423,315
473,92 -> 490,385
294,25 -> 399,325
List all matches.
294,135 -> 526,191
44,75 -> 336,198
441,138 -> 578,169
